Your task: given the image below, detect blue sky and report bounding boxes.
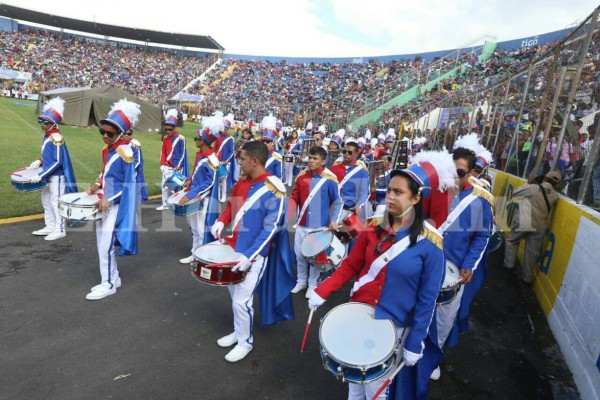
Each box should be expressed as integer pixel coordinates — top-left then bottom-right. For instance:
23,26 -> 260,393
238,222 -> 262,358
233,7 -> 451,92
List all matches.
6,0 -> 600,57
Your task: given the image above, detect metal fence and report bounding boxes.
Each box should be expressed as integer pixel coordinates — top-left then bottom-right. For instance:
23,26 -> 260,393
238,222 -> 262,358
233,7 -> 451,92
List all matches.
397,6 -> 600,209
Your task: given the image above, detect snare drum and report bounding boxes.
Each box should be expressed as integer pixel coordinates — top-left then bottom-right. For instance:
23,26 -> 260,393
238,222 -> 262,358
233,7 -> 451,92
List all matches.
437,260 -> 462,305
320,302 -> 398,384
192,241 -> 246,286
163,171 -> 187,193
167,190 -> 203,216
301,230 -> 346,272
10,167 -> 47,192
337,210 -> 363,243
58,192 -> 101,221
284,154 -> 294,163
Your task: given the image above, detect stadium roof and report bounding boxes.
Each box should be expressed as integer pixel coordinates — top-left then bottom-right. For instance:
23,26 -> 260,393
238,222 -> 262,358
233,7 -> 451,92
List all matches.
0,3 -> 224,51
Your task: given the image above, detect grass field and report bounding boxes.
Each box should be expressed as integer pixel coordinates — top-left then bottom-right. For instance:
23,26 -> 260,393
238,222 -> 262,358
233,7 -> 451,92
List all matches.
0,97 -> 205,219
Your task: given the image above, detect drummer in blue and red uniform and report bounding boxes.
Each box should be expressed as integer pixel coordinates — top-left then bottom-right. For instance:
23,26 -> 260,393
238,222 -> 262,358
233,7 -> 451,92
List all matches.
157,109 -> 188,210
122,128 -> 148,203
177,114 -> 222,264
210,140 -> 293,363
29,97 -> 77,241
214,112 -> 235,202
85,99 -> 141,301
309,150 -> 457,400
289,146 -> 343,298
330,140 -> 369,219
259,115 -> 283,179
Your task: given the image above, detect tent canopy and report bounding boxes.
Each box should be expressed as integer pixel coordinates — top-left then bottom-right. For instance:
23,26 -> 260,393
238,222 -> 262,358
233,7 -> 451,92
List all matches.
36,85 -> 162,133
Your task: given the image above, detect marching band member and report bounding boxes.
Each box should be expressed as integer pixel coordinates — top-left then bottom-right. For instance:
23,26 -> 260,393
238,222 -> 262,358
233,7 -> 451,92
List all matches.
210,141 -> 294,363
260,115 -> 283,180
385,128 -> 397,152
275,120 -> 285,152
234,128 -> 254,181
328,129 -> 343,153
85,99 -> 141,301
312,131 -> 325,149
157,109 -> 188,211
289,146 -> 343,297
330,141 -> 369,219
309,150 -> 457,400
178,115 -> 221,264
30,97 -> 77,240
284,130 -> 300,185
431,146 -> 493,379
375,132 -> 386,160
122,128 -> 148,203
214,111 -> 235,202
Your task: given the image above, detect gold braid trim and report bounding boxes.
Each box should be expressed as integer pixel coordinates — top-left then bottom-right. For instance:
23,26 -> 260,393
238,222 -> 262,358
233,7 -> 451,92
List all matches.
321,170 -> 339,184
473,186 -> 495,206
421,224 -> 443,250
265,179 -> 285,199
49,134 -> 64,145
367,216 -> 385,228
116,146 -> 134,163
272,152 -> 282,161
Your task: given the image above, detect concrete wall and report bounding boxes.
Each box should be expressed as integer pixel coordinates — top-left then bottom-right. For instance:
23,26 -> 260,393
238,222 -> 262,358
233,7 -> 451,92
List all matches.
490,169 -> 600,400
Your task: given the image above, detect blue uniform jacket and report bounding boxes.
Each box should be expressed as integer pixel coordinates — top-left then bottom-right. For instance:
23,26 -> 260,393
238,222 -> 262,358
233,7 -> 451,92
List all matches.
265,151 -> 283,180
290,168 -> 343,228
38,129 -> 77,193
187,152 -> 218,200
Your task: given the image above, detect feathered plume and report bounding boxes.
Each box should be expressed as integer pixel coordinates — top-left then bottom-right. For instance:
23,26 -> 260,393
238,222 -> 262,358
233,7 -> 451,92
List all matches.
318,124 -> 327,133
261,114 -> 278,131
335,128 -> 346,139
112,99 -> 141,127
166,108 -> 178,119
202,114 -> 225,134
387,128 -> 395,137
413,136 -> 427,146
410,149 -> 457,192
306,121 -> 313,131
365,129 -> 372,141
453,133 -> 480,153
43,97 -> 65,117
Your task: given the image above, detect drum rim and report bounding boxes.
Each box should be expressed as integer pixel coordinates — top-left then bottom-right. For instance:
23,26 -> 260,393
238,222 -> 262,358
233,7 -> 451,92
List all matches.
58,192 -> 100,207
301,230 -> 334,258
168,190 -> 203,206
193,242 -> 242,263
319,302 -> 397,369
444,260 -> 462,288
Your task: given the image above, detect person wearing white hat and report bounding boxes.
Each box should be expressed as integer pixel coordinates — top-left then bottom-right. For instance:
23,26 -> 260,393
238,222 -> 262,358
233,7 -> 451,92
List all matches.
30,97 -> 77,241
158,109 -> 188,210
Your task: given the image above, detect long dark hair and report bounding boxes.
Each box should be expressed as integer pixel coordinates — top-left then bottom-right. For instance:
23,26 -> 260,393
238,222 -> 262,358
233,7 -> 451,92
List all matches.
381,174 -> 424,247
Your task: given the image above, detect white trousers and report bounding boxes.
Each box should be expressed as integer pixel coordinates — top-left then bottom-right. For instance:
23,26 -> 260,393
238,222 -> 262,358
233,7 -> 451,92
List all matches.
226,255 -> 267,348
348,327 -> 407,400
95,205 -> 120,288
233,161 -> 241,182
294,225 -> 323,288
284,160 -> 294,185
436,286 -> 464,348
161,168 -> 174,206
186,200 -> 208,255
41,175 -> 66,233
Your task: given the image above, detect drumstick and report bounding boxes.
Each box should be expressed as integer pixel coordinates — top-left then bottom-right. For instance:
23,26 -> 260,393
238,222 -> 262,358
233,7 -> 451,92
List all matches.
300,308 -> 315,353
371,361 -> 406,400
68,209 -> 100,227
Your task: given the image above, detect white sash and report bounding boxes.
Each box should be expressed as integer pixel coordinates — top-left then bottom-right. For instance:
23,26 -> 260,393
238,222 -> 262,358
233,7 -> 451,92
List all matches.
293,176 -> 329,228
339,165 -> 363,190
166,136 -> 181,163
438,193 -> 478,234
351,234 -> 422,294
229,185 -> 270,234
265,155 -> 275,169
217,136 -> 234,162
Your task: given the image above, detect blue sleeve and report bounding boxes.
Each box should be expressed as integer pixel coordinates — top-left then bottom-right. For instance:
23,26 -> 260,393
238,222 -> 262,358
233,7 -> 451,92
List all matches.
222,139 -> 234,163
356,170 -> 370,208
405,243 -> 445,355
243,194 -> 286,261
328,180 -> 343,223
462,200 -> 492,271
39,142 -> 61,178
172,138 -> 186,168
186,163 -> 216,199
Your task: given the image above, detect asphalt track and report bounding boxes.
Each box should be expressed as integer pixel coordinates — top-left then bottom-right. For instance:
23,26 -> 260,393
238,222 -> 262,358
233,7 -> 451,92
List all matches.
0,200 -> 580,400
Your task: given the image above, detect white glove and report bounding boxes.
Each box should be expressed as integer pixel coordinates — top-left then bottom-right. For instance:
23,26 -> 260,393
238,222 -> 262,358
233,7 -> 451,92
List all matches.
29,160 -> 41,168
160,165 -> 172,176
308,291 -> 326,310
211,221 -> 224,238
402,348 -> 422,367
30,174 -> 42,183
232,255 -> 251,272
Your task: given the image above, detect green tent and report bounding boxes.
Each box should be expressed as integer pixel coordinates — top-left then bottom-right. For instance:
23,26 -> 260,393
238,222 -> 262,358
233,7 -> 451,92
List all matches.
36,85 -> 162,133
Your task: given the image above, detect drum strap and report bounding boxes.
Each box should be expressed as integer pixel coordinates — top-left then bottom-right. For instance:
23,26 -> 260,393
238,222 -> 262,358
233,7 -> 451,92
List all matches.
229,186 -> 270,235
437,193 -> 478,235
294,176 -> 329,228
338,165 -> 363,191
351,235 -> 422,295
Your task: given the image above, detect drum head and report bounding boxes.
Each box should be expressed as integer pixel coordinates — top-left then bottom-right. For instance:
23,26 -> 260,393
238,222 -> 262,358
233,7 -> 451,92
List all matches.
301,231 -> 332,258
167,190 -> 186,205
59,192 -> 99,206
194,241 -> 242,263
11,167 -> 42,182
320,303 -> 396,368
443,261 -> 461,288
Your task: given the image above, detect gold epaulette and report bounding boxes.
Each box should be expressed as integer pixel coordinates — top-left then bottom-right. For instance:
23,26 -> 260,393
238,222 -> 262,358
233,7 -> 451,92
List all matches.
130,138 -> 141,148
422,221 -> 443,250
358,160 -> 368,171
332,160 -> 342,166
49,132 -> 64,145
207,154 -> 220,171
272,152 -> 282,161
102,144 -> 109,151
265,176 -> 286,198
473,185 -> 495,206
296,169 -> 307,180
321,169 -> 339,184
116,145 -> 134,163
367,216 -> 384,228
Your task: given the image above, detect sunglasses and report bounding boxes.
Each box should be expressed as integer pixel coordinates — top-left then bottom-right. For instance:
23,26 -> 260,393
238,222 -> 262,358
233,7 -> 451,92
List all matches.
194,137 -> 202,142
38,118 -> 51,125
456,169 -> 469,178
165,126 -> 175,131
123,131 -> 133,136
99,128 -> 117,138
342,150 -> 354,155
